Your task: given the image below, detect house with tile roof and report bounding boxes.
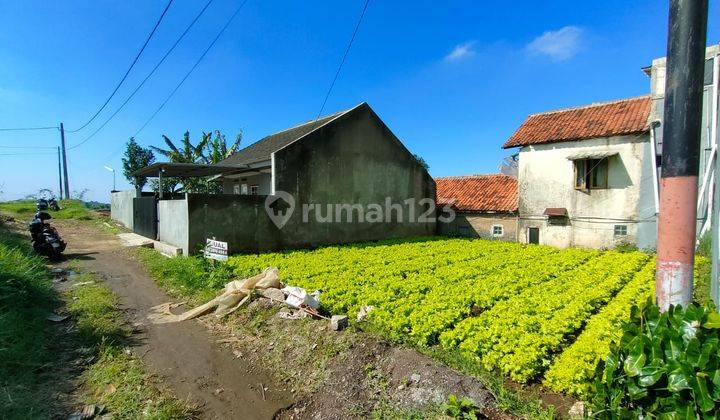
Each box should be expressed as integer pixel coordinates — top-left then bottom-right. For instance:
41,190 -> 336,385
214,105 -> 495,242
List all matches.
435,174 -> 518,240
503,96 -> 655,249
503,44 -> 719,250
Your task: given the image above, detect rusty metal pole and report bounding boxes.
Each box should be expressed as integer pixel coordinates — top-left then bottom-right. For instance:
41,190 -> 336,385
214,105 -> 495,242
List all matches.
656,0 -> 708,311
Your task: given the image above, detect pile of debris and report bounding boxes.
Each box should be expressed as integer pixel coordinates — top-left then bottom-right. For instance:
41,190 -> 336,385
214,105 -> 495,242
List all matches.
148,267 -> 348,330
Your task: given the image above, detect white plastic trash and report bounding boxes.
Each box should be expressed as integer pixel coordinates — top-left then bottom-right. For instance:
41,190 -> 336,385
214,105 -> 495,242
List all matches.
281,286 -> 320,309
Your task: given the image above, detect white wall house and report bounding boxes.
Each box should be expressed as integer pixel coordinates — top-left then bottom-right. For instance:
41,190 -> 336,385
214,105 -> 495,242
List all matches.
504,97 -> 654,249
505,44 -> 720,250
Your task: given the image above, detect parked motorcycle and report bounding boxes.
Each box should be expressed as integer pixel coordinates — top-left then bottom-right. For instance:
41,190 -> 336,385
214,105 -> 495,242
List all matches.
36,198 -> 49,211
28,211 -> 66,260
36,198 -> 60,211
48,198 -> 61,211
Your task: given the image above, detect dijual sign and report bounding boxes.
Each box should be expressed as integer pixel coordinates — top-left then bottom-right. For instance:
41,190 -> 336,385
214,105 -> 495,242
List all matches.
204,238 -> 228,261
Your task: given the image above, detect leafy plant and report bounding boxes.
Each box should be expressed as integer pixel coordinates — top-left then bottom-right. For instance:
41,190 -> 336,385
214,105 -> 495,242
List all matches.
150,130 -> 241,194
591,298 -> 720,418
442,394 -> 483,419
122,137 -> 155,190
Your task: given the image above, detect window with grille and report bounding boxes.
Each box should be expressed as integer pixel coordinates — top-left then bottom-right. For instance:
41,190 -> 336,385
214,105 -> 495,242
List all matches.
492,225 -> 504,237
614,225 -> 628,236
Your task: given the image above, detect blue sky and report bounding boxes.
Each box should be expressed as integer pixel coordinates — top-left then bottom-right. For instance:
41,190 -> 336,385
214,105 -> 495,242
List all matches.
1,0 -> 718,202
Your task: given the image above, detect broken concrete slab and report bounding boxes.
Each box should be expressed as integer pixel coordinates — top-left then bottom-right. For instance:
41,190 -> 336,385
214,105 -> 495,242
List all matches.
117,233 -> 154,248
330,315 -> 348,331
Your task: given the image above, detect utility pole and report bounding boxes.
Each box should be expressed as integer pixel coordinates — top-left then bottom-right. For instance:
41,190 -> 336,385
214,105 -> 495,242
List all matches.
57,146 -> 63,198
59,123 -> 70,199
656,0 -> 708,311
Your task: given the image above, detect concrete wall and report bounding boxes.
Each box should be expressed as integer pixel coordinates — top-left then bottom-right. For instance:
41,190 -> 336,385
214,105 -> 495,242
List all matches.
184,194 -> 284,254
438,212 -> 518,241
222,173 -> 272,195
158,198 -> 189,254
110,190 -> 138,230
271,103 -> 436,247
517,134 -> 652,249
649,46 -> 718,234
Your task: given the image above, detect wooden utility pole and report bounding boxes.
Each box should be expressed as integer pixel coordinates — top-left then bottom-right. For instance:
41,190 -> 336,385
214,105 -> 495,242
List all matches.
57,146 -> 63,198
59,123 -> 70,199
656,0 -> 708,311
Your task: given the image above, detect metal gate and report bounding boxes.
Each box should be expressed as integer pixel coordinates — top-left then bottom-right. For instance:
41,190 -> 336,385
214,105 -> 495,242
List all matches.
133,196 -> 157,239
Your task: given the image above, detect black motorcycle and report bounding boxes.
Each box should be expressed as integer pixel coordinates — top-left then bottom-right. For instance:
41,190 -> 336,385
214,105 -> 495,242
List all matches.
28,211 -> 66,260
48,198 -> 60,211
36,198 -> 60,211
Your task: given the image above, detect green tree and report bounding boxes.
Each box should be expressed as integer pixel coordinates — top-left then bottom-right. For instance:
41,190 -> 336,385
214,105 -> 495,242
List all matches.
413,154 -> 429,170
149,131 -> 241,194
122,138 -> 155,190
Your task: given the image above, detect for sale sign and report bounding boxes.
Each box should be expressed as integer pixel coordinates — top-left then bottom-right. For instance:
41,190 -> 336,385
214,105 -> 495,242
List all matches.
204,238 -> 228,261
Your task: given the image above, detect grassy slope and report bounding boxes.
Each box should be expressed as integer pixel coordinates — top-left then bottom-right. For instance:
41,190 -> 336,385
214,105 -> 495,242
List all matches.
0,221 -> 60,418
0,221 -> 192,419
0,200 -> 120,234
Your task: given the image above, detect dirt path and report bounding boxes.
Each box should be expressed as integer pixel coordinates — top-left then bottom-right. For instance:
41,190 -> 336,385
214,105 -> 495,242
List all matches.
54,219 -> 294,419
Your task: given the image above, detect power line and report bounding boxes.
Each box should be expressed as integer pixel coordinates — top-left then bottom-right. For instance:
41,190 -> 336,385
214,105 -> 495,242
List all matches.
0,126 -> 57,132
0,151 -> 56,156
316,0 -> 371,119
67,0 -> 174,133
0,145 -> 56,149
68,0 -> 214,150
132,0 -> 249,138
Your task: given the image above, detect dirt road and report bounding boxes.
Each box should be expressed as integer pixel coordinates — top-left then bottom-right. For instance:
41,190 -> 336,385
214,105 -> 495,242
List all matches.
55,219 -> 293,419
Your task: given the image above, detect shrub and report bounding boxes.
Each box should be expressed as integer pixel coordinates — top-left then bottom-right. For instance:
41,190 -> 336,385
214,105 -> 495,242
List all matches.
591,299 -> 720,418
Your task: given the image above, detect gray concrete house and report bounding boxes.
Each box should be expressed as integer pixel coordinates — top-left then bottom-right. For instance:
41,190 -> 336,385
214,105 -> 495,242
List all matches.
435,174 -> 518,241
112,102 -> 436,255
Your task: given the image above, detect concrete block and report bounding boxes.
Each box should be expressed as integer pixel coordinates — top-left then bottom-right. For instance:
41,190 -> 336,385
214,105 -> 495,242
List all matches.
329,315 -> 348,331
153,240 -> 183,257
117,233 -> 154,248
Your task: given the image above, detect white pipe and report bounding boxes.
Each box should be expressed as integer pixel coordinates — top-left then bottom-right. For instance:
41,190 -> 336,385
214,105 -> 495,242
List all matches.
649,121 -> 661,214
698,148 -> 716,211
701,171 -> 715,236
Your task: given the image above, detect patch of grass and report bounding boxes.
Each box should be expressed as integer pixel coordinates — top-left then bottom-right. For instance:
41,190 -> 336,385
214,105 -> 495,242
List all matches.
694,255 -> 713,308
422,347 -> 555,419
0,224 -> 61,419
66,279 -> 196,418
0,218 -> 193,418
136,247 -> 232,303
0,199 -> 121,235
0,199 -> 91,220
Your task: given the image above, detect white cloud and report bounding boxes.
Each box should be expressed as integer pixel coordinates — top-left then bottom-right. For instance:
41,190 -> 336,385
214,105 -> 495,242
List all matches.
526,26 -> 583,61
444,41 -> 476,62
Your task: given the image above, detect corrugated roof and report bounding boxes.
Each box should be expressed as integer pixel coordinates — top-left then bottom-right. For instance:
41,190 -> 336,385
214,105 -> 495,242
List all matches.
503,96 -> 651,149
435,174 -> 518,213
219,107 -> 353,166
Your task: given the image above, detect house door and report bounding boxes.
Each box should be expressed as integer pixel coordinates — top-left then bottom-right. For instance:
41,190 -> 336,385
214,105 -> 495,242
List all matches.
528,227 -> 539,244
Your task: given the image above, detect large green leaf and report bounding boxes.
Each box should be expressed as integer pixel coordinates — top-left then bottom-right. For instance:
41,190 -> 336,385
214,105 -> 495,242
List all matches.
627,378 -> 648,400
639,362 -> 666,387
668,368 -> 692,392
691,375 -> 715,413
704,312 -> 720,329
625,337 -> 647,377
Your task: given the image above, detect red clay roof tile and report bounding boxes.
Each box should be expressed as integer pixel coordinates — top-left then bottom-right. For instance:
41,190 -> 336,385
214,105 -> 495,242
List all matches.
435,174 -> 518,213
503,96 -> 651,148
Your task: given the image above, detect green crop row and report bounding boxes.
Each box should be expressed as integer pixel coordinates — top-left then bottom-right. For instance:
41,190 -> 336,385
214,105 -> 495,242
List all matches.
226,237 -> 652,389
543,260 -> 656,397
440,251 -> 650,382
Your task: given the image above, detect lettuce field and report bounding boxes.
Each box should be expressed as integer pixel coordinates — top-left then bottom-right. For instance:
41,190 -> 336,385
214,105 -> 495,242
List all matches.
227,237 -> 660,397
